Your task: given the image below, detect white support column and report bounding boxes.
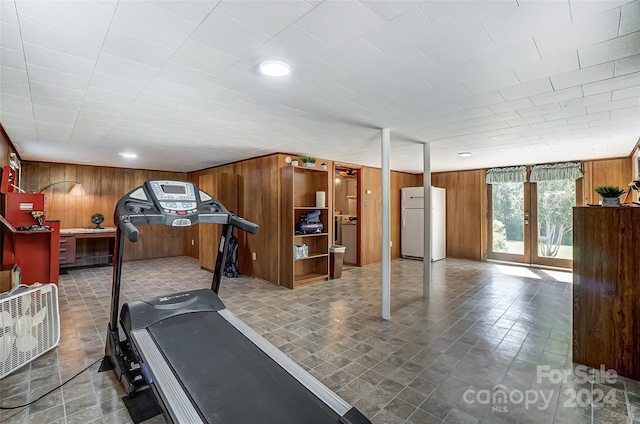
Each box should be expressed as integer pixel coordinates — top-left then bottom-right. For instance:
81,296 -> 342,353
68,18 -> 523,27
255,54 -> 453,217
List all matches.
381,128 -> 391,320
423,142 -> 432,298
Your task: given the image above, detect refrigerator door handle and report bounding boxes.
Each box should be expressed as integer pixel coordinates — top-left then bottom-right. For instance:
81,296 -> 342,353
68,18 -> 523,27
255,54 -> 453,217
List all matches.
402,208 -> 405,227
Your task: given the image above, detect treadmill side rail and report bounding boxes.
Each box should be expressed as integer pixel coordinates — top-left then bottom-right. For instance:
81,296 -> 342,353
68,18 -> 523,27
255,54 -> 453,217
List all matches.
131,330 -> 205,424
218,309 -> 352,417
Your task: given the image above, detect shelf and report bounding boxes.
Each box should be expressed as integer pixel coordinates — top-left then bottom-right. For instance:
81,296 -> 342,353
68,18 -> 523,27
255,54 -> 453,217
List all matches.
294,207 -> 329,210
295,253 -> 328,261
294,233 -> 328,238
292,166 -> 327,173
294,272 -> 329,285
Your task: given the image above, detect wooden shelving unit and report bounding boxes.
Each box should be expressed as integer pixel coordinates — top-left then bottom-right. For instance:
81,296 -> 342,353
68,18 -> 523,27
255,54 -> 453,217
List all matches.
280,166 -> 330,289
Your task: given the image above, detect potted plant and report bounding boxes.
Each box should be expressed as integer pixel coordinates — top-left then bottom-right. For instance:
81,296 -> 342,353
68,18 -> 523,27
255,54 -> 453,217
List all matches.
594,185 -> 625,206
300,156 -> 316,168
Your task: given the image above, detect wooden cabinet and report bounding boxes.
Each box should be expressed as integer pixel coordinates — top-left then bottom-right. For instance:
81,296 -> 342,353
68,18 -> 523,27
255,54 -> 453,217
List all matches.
59,234 -> 76,264
573,206 -> 640,379
59,228 -> 116,268
280,166 -> 330,289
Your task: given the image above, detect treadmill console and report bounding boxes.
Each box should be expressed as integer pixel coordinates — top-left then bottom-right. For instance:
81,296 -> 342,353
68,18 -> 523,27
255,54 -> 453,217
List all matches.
149,181 -> 198,216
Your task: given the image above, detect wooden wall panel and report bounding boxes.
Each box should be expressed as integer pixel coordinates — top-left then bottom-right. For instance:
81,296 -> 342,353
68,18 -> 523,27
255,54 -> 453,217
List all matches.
359,167 -> 382,266
21,162 -> 189,261
582,157 -> 633,205
356,167 -> 421,266
432,169 -> 487,261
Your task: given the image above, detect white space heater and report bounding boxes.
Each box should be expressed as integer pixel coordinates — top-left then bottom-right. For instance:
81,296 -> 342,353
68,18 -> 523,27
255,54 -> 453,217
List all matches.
0,283 -> 60,379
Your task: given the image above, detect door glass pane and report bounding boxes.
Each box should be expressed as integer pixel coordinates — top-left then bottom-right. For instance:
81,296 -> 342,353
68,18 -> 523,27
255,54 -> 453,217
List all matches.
492,182 -> 524,255
537,180 -> 575,260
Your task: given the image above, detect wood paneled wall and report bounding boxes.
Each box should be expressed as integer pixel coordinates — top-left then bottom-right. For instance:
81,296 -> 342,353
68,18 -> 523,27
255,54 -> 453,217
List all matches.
359,167 -> 423,266
21,162 -> 188,261
188,154 -> 283,285
582,157 -> 633,205
432,169 -> 487,261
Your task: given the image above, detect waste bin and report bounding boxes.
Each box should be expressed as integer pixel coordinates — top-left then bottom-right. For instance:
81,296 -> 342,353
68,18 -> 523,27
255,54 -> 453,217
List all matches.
329,245 -> 346,279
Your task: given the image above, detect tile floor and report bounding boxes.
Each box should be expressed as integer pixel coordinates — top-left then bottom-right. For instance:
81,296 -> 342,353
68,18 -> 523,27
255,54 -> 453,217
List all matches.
1,256 -> 639,424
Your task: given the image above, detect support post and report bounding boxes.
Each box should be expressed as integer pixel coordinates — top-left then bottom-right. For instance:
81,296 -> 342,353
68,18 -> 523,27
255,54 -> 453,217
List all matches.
381,128 -> 391,320
423,142 -> 431,298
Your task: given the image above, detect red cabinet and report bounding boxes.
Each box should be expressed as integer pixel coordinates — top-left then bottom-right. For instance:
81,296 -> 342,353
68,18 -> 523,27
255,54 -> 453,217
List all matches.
1,193 -> 60,285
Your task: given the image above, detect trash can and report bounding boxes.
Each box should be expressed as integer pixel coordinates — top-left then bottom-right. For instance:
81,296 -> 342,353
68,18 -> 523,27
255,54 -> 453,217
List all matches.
329,245 -> 346,279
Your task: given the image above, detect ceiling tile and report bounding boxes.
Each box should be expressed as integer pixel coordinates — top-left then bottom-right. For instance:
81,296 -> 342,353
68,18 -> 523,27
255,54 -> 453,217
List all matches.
170,40 -> 238,77
27,64 -> 90,92
620,0 -> 640,35
29,81 -> 85,103
0,93 -> 32,115
488,98 -> 534,114
550,62 -> 614,90
615,53 -> 640,76
362,0 -> 422,21
110,1 -> 197,49
216,0 -> 312,37
19,14 -> 103,61
32,93 -> 81,111
0,81 -> 29,97
0,1 -> 18,26
517,102 -> 562,118
15,1 -> 111,38
156,62 -> 215,89
582,71 -> 640,95
90,72 -> 147,96
190,11 -> 270,59
513,48 -> 580,83
33,104 -> 78,125
612,86 -> 640,100
147,0 -> 219,24
542,106 -> 586,121
1,23 -> 22,52
560,92 -> 612,109
94,53 -> 159,84
456,91 -> 505,109
579,32 -> 640,68
143,78 -> 198,100
0,65 -> 28,86
530,86 -> 584,106
85,86 -> 135,107
101,29 -> 175,68
533,7 -> 620,58
0,47 -> 26,71
295,1 -> 382,48
462,69 -> 520,95
587,96 -> 640,113
23,43 -> 95,78
498,78 -> 553,101
470,38 -> 540,75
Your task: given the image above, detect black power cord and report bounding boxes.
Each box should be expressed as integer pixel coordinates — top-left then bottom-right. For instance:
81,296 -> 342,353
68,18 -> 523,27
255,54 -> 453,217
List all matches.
0,357 -> 102,421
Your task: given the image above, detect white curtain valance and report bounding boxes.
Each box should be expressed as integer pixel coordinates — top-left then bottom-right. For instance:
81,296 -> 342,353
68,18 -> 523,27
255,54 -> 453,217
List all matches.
486,166 -> 527,184
530,162 -> 583,182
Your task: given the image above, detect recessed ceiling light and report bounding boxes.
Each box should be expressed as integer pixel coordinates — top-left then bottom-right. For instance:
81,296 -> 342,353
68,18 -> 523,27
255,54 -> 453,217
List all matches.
259,60 -> 291,77
119,152 -> 137,159
458,152 -> 472,157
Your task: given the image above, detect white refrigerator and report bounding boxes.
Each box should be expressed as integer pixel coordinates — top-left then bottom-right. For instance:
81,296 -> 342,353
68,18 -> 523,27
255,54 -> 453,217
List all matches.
401,187 -> 446,261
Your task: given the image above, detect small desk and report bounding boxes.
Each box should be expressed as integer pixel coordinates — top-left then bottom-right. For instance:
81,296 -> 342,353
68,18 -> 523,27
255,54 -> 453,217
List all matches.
59,227 -> 116,268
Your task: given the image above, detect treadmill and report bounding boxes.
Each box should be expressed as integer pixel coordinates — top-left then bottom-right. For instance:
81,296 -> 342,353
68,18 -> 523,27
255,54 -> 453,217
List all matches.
103,180 -> 371,424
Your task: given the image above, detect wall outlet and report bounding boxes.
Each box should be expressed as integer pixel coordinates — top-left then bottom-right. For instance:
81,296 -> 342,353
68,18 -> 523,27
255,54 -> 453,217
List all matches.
366,189 -> 372,194
191,239 -> 195,246
390,241 -> 393,247
364,200 -> 368,207
252,252 -> 257,260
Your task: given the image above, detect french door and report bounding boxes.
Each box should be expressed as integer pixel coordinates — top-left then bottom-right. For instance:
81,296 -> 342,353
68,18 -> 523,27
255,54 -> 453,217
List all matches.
488,179 -> 577,268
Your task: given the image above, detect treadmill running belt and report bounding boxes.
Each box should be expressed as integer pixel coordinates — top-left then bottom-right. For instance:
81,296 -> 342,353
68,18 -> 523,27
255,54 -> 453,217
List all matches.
147,311 -> 341,423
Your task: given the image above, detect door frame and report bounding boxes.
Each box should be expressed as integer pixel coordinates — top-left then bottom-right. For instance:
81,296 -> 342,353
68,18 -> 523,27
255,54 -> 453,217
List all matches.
487,178 -> 581,268
333,163 -> 362,267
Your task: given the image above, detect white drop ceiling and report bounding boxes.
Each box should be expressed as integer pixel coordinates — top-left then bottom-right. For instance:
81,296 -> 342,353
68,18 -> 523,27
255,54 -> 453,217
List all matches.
0,0 -> 639,173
